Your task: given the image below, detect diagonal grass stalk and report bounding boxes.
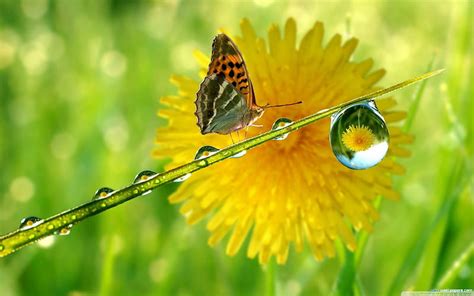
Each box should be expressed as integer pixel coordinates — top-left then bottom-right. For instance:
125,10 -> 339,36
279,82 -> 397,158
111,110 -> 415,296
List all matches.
0,70 -> 443,258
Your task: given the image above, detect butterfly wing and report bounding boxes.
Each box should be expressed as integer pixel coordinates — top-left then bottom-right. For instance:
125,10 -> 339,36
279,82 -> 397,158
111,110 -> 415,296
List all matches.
195,74 -> 248,135
207,34 -> 257,108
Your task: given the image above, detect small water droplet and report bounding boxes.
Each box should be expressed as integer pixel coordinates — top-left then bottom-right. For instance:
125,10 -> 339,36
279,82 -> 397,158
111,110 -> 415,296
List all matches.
19,216 -> 43,230
194,146 -> 220,160
93,187 -> 114,200
0,244 -> 4,251
173,173 -> 192,183
55,224 -> 73,236
133,170 -> 158,183
230,150 -> 247,158
271,118 -> 293,140
272,118 -> 293,129
330,101 -> 389,169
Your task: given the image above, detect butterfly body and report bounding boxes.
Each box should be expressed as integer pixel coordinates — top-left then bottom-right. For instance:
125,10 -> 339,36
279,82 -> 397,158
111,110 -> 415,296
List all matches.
195,34 -> 263,135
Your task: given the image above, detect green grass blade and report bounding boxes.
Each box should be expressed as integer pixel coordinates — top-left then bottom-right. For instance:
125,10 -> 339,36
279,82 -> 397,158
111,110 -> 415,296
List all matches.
436,243 -> 474,289
264,260 -> 276,296
403,54 -> 437,132
355,196 -> 382,266
333,246 -> 356,296
354,274 -> 367,296
387,158 -> 467,295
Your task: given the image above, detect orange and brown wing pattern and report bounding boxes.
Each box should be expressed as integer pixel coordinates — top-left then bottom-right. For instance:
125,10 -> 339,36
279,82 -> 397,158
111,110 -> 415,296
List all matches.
207,34 -> 257,107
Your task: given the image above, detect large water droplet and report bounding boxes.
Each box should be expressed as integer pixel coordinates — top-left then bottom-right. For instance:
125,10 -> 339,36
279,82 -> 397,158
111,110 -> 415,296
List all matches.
230,150 -> 247,158
19,216 -> 43,230
271,118 -> 293,140
133,170 -> 158,183
93,187 -> 114,200
173,173 -> 192,183
194,146 -> 219,160
330,101 -> 389,170
55,224 -> 73,236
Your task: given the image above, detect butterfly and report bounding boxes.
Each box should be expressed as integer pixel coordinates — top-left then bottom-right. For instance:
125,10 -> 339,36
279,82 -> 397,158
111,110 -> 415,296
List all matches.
194,34 -> 301,135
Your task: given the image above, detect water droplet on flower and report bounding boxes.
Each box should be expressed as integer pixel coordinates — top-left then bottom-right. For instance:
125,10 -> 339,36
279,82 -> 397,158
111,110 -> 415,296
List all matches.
230,150 -> 247,158
194,146 -> 219,160
55,224 -> 73,236
93,187 -> 114,200
271,118 -> 293,140
19,216 -> 43,230
330,101 -> 389,169
173,173 -> 192,183
133,170 -> 158,183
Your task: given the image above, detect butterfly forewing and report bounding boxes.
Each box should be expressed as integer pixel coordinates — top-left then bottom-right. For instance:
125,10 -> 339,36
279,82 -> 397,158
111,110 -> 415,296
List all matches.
207,34 -> 257,107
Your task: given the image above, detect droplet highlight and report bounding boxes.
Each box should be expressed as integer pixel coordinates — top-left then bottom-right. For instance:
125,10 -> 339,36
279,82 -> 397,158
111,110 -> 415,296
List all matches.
173,173 -> 192,183
19,216 -> 43,230
93,187 -> 114,200
230,150 -> 247,158
194,146 -> 219,160
271,118 -> 293,140
330,101 -> 389,169
141,190 -> 152,196
133,170 -> 158,183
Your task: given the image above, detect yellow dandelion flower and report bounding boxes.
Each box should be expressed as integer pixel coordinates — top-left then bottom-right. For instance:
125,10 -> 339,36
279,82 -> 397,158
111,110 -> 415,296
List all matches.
342,124 -> 376,152
154,18 -> 413,264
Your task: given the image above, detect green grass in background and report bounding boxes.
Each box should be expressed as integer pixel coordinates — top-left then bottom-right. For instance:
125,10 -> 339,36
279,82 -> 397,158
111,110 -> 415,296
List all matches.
0,0 -> 472,295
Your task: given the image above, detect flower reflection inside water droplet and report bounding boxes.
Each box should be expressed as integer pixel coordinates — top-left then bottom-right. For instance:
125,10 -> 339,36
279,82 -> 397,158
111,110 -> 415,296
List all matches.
330,101 -> 389,170
194,146 -> 220,160
271,118 -> 293,141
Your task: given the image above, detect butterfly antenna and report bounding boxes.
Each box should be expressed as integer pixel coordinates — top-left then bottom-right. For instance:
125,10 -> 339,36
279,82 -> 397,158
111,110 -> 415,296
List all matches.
262,101 -> 303,109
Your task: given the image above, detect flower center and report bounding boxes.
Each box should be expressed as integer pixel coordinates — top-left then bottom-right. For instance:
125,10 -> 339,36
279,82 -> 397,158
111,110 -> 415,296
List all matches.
341,124 -> 375,152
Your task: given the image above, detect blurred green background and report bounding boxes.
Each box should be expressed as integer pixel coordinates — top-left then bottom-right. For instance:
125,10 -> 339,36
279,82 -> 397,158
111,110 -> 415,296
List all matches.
0,0 -> 472,295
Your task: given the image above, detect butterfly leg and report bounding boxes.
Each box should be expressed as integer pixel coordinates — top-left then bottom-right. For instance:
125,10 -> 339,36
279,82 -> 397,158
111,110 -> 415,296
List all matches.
229,132 -> 235,144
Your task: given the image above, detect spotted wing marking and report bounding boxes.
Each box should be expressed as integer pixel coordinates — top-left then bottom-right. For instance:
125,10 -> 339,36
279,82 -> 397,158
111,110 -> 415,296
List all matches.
207,34 -> 257,108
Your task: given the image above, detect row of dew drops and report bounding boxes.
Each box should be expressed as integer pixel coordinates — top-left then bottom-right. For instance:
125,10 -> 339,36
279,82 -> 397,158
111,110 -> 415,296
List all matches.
10,101 -> 388,248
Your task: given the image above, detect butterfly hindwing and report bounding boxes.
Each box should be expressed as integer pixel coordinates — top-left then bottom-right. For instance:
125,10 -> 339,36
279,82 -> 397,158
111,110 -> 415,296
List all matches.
195,74 -> 248,135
